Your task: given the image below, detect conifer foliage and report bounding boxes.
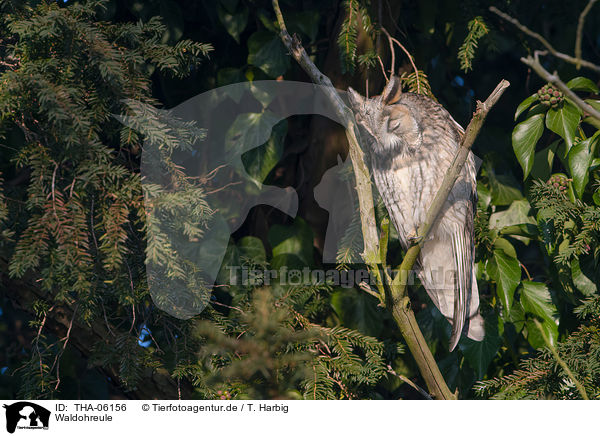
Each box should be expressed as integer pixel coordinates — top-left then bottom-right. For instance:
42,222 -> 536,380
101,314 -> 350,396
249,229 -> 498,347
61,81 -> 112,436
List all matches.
0,0 -> 212,397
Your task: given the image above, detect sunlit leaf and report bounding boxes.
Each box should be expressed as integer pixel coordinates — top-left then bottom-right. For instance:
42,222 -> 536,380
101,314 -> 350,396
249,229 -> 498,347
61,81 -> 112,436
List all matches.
512,113 -> 545,179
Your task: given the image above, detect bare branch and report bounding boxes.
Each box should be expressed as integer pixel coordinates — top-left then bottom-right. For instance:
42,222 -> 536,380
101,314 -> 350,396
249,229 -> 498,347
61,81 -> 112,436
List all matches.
272,0 -> 380,267
576,0 -> 598,70
490,6 -> 600,74
380,27 -> 420,92
521,51 -> 600,121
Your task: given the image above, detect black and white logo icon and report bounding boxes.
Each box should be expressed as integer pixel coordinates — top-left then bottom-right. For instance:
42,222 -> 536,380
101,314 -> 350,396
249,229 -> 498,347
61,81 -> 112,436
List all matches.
3,402 -> 50,433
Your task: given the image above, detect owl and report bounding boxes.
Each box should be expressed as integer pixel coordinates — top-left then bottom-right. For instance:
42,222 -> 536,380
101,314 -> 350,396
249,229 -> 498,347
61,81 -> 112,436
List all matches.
347,77 -> 484,351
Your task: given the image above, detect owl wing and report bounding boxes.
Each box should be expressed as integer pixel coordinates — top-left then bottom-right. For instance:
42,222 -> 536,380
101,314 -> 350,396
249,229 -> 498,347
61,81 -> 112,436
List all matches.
399,93 -> 481,350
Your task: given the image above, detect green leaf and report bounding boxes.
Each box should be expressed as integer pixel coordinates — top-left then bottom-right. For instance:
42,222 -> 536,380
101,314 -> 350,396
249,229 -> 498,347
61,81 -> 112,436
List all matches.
247,31 -> 290,77
493,237 -> 517,258
514,94 -> 539,120
566,77 -> 599,93
520,281 -> 558,324
217,2 -> 248,43
486,167 -> 524,206
545,101 -> 581,151
237,236 -> 266,263
530,140 -> 558,181
568,133 -> 599,198
476,181 -> 491,209
225,111 -> 281,158
459,313 -> 502,379
571,257 -> 598,296
286,11 -> 321,42
268,218 -> 314,266
525,317 -> 558,349
512,113 -> 545,179
241,119 -> 287,183
489,199 -> 536,230
487,249 -> 521,313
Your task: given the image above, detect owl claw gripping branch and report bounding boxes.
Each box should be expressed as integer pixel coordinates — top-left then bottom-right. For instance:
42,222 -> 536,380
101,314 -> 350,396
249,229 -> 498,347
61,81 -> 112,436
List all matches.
347,76 -> 485,351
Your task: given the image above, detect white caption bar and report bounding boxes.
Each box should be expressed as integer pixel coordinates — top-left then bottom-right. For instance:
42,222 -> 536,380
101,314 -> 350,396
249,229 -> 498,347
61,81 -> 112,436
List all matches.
0,400 -> 595,436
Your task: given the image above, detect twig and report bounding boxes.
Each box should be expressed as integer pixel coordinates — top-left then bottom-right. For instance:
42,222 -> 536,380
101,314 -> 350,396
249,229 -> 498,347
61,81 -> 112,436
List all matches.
386,364 -> 433,400
520,262 -> 533,281
533,319 -> 589,400
575,0 -> 598,70
358,280 -> 381,300
381,28 -> 395,76
381,27 -> 420,93
490,6 -> 600,74
521,51 -> 600,121
377,55 -> 389,83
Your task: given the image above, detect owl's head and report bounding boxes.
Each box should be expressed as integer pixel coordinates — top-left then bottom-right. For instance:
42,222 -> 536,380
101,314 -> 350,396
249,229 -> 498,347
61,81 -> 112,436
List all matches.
347,77 -> 418,155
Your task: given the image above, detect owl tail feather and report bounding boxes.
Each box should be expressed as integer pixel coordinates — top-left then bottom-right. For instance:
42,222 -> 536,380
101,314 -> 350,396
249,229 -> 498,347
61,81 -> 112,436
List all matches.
419,238 -> 485,352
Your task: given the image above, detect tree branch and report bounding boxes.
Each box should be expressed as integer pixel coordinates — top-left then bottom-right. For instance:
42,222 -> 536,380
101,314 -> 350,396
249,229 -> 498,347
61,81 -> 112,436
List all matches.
490,6 -> 600,74
521,51 -> 600,121
272,0 -> 381,273
575,0 -> 598,70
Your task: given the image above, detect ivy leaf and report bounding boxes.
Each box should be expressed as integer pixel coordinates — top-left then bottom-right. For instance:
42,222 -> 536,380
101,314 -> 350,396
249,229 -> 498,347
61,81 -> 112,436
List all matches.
331,288 -> 383,337
566,77 -> 599,93
512,113 -> 545,179
545,101 -> 581,151
225,111 -> 281,159
247,31 -> 290,77
217,2 -> 248,43
489,199 -> 536,231
487,249 -> 521,314
571,257 -> 598,296
525,317 -> 558,349
514,94 -> 539,120
486,163 -> 524,206
237,236 -> 266,263
242,120 -> 287,184
520,281 -> 558,323
268,218 -> 314,266
568,133 -> 599,198
530,140 -> 558,181
286,11 -> 321,42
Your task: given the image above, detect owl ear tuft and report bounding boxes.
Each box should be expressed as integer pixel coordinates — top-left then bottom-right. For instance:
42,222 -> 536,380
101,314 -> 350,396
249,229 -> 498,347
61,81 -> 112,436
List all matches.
381,75 -> 402,105
347,87 -> 364,110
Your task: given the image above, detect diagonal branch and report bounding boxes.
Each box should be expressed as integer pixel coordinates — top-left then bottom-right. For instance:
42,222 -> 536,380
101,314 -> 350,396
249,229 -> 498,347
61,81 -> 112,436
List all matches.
521,51 -> 600,121
490,6 -> 600,74
272,0 -> 381,271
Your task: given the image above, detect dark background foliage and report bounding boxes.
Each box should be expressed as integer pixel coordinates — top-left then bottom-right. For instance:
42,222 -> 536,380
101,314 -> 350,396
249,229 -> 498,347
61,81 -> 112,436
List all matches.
0,0 -> 599,400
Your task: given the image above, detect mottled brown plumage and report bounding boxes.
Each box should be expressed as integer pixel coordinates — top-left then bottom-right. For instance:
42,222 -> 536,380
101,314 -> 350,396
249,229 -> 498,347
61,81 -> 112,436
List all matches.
347,77 -> 484,351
